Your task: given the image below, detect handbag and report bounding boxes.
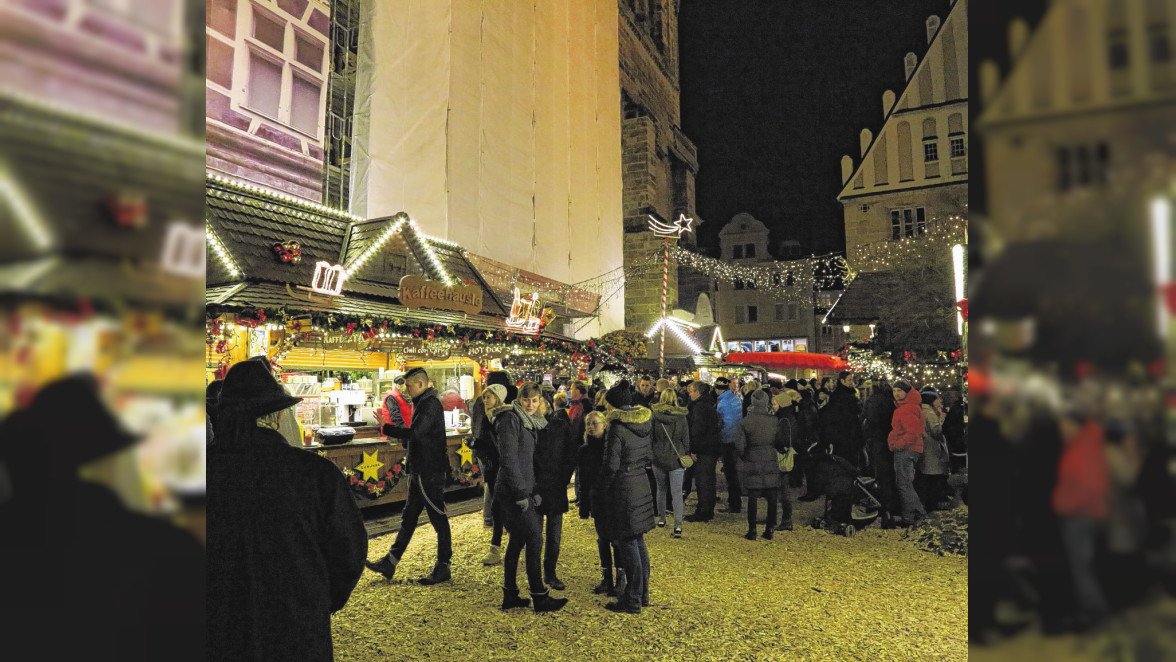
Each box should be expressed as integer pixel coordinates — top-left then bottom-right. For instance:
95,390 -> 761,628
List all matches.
659,422 -> 693,469
776,446 -> 796,473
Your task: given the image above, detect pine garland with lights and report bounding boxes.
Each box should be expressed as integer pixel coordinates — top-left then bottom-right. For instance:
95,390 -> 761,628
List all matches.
667,246 -> 848,302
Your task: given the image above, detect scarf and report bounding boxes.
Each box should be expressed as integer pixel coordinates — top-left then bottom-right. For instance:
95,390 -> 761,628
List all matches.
512,400 -> 549,431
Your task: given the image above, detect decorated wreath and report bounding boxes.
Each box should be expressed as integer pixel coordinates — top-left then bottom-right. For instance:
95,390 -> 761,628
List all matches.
450,459 -> 481,487
341,457 -> 407,500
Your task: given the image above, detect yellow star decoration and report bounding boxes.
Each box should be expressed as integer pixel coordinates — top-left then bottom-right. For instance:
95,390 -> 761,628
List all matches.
456,439 -> 473,467
355,450 -> 384,482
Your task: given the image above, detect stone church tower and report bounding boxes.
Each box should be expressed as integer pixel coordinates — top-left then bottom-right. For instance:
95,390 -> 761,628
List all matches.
619,0 -> 701,333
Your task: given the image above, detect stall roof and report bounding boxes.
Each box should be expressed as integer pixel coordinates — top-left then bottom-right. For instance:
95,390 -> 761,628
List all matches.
207,282 -> 576,342
822,272 -> 902,325
723,352 -> 849,371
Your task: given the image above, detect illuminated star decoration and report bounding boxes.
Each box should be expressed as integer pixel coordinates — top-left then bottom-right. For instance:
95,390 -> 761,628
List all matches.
456,439 -> 474,467
645,315 -> 703,355
355,450 -> 384,482
648,213 -> 694,238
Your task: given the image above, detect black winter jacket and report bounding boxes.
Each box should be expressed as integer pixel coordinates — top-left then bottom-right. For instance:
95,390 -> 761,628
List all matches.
593,406 -> 656,541
650,403 -> 691,472
820,383 -> 863,460
533,410 -> 579,515
577,432 -> 607,519
687,396 -> 722,455
491,406 -> 537,503
383,387 -> 448,475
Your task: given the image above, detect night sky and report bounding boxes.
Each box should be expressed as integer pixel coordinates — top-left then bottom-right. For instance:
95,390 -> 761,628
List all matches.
678,0 -> 1048,256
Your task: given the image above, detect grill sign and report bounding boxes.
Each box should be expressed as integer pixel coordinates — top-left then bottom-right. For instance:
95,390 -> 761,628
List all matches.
398,275 -> 482,314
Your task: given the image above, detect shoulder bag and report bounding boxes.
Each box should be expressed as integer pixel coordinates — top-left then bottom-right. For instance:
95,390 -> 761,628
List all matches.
659,421 -> 693,469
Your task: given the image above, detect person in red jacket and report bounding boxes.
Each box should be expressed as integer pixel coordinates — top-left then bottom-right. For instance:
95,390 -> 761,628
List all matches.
379,376 -> 413,433
1052,412 -> 1111,631
887,380 -> 925,525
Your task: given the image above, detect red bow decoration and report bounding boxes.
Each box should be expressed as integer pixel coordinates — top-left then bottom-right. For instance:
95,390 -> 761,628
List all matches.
106,192 -> 148,229
955,298 -> 968,321
1164,283 -> 1176,314
272,241 -> 303,264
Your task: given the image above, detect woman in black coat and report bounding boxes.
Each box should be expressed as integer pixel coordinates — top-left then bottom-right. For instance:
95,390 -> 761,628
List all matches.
491,383 -> 568,613
578,411 -> 625,595
593,381 -> 655,614
533,400 -> 579,590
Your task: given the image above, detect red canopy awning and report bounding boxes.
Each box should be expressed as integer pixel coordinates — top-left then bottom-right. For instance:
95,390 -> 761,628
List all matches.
724,352 -> 849,371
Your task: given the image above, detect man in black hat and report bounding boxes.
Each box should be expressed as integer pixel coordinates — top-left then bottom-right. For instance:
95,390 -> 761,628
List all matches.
366,366 -> 454,585
0,375 -> 206,660
208,360 -> 367,661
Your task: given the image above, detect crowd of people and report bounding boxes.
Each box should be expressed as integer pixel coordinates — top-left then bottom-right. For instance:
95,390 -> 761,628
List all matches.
970,373 -> 1176,642
206,360 -> 968,656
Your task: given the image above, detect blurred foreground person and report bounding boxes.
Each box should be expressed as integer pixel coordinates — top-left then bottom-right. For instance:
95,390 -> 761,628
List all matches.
0,375 -> 205,660
1053,411 -> 1111,632
209,361 -> 366,661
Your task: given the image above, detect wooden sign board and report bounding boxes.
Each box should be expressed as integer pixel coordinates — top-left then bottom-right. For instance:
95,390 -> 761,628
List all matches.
399,275 -> 483,314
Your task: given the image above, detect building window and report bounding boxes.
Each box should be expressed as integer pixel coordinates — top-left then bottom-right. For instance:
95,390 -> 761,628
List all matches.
774,303 -> 798,322
736,305 -> 758,324
859,204 -> 870,213
733,245 -> 744,259
1058,147 -> 1071,190
208,0 -> 237,38
950,137 -> 966,158
247,50 -> 283,119
253,9 -> 286,51
290,74 -> 322,136
822,326 -> 833,337
923,141 -> 938,162
1096,142 -> 1110,183
1076,145 -> 1091,185
890,207 -> 926,240
748,306 -> 758,323
1151,29 -> 1171,62
734,278 -> 744,291
745,244 -> 756,258
295,30 -> 325,70
1109,32 -> 1129,69
207,35 -> 234,89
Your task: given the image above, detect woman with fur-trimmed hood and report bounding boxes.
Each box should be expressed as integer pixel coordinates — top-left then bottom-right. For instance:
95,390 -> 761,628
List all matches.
593,381 -> 655,614
650,388 -> 691,537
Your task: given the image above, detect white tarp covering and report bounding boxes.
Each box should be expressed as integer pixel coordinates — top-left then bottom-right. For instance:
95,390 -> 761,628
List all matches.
351,0 -> 624,337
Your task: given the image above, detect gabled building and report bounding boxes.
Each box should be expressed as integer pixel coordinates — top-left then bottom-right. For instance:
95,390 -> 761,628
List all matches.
836,0 -> 968,271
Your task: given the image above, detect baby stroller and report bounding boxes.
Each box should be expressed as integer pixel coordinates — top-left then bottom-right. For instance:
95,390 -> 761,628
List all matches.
807,454 -> 896,537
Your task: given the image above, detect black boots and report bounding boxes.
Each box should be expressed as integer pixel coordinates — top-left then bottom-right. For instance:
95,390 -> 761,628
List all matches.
744,529 -> 756,541
604,599 -> 641,614
531,590 -> 569,613
416,561 -> 451,585
364,554 -> 398,580
592,568 -> 614,595
763,527 -> 773,540
545,572 -> 566,591
501,588 -> 531,610
606,568 -> 627,597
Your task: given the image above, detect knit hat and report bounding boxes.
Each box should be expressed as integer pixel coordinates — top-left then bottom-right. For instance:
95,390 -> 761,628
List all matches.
920,390 -> 940,406
750,389 -> 771,407
606,380 -> 632,408
487,370 -> 512,387
783,379 -> 798,391
714,376 -> 730,388
893,380 -> 913,394
483,384 -> 508,405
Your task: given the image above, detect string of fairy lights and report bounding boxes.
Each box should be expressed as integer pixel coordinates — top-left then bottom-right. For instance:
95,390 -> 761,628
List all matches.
845,347 -> 965,391
850,214 -> 968,274
667,246 -> 849,303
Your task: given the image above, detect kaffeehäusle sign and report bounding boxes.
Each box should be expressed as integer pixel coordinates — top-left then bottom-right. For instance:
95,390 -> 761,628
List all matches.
398,275 -> 483,314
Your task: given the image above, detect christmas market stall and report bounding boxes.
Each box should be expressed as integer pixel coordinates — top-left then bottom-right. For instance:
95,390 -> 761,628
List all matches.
205,175 -> 591,507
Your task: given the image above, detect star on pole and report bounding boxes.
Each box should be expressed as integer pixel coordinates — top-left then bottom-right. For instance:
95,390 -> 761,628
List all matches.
647,213 -> 694,238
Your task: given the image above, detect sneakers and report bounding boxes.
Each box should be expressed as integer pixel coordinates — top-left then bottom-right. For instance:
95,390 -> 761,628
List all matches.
481,544 -> 503,566
671,527 -> 682,538
416,561 -> 451,586
656,517 -> 666,528
364,554 -> 398,580
604,599 -> 641,614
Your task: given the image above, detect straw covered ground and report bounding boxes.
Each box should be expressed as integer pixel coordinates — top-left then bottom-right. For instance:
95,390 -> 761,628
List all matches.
331,496 -> 967,662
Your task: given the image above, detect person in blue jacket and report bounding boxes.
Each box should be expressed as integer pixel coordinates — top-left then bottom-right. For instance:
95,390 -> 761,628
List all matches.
715,377 -> 744,514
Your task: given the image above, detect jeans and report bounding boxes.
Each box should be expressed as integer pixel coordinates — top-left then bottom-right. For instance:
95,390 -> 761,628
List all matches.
1060,517 -> 1110,626
388,472 -> 452,564
692,453 -> 718,517
501,501 -> 544,594
777,479 -> 793,525
892,450 -> 925,521
745,488 -> 777,531
652,467 -> 685,527
596,537 -> 615,569
720,445 -> 742,511
481,460 -> 503,547
615,535 -> 650,606
538,512 -> 564,576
